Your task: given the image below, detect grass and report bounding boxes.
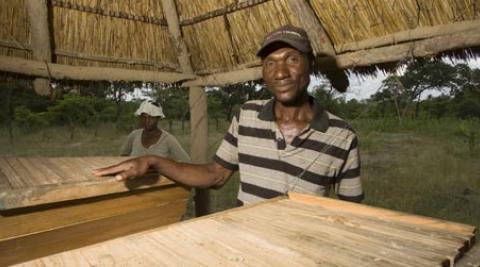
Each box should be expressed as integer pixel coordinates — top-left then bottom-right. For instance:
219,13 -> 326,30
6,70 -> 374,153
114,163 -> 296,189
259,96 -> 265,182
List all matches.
0,118 -> 479,229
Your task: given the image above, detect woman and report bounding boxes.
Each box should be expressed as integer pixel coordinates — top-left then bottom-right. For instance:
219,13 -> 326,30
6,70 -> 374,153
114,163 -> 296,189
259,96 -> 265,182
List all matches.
120,100 -> 190,163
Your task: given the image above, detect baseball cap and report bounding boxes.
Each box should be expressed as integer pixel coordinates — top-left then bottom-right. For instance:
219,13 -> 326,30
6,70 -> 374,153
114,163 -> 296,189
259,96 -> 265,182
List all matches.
256,25 -> 313,58
134,100 -> 166,118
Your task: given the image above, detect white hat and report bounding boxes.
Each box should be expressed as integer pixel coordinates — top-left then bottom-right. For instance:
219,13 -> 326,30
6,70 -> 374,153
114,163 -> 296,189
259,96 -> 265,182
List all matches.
134,100 -> 166,118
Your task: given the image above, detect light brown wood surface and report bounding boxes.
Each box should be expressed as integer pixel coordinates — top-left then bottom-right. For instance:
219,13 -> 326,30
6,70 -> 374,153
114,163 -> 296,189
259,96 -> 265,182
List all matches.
0,156 -> 175,210
13,194 -> 477,267
0,156 -> 190,266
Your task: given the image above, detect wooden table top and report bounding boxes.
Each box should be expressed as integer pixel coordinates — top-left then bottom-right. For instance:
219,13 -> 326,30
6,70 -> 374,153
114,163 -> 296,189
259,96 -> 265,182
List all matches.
13,192 -> 477,267
0,157 -> 173,210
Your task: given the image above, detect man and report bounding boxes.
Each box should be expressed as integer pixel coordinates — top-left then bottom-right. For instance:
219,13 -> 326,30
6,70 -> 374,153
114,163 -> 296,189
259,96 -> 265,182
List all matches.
94,25 -> 363,204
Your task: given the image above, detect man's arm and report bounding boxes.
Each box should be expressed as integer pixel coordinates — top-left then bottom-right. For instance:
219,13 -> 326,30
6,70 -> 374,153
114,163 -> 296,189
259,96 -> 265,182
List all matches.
93,155 -> 233,188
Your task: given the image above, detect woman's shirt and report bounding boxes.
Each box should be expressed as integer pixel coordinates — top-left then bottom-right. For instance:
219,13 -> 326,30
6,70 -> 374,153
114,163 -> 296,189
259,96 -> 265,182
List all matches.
120,129 -> 191,163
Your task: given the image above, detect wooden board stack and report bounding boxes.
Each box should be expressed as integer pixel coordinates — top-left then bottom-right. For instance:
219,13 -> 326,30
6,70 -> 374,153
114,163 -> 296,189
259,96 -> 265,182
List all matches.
11,192 -> 478,266
0,156 -> 189,266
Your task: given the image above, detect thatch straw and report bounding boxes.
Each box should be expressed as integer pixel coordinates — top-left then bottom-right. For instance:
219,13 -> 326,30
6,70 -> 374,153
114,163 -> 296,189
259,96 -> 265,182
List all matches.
310,0 -> 480,46
0,0 -> 31,59
52,0 -> 177,71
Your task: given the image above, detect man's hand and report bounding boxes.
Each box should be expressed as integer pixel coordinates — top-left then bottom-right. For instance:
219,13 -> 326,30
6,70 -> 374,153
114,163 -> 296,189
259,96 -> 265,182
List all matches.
93,156 -> 152,181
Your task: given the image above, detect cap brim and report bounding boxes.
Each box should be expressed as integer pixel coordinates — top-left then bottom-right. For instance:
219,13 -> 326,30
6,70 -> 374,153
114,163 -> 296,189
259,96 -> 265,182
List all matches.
257,39 -> 311,57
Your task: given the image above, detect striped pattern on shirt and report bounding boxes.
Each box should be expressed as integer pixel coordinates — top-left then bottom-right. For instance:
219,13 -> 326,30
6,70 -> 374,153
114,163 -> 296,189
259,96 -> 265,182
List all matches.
214,97 -> 363,205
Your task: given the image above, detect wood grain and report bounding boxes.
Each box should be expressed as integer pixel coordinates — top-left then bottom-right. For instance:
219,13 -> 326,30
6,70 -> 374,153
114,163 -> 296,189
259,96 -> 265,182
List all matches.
13,194 -> 477,267
0,186 -> 189,266
0,157 -> 176,209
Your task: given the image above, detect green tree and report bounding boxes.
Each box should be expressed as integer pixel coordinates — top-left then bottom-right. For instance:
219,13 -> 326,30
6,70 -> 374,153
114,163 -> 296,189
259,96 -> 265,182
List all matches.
48,94 -> 96,141
153,86 -> 189,133
13,106 -> 49,133
207,89 -> 226,130
0,76 -> 50,143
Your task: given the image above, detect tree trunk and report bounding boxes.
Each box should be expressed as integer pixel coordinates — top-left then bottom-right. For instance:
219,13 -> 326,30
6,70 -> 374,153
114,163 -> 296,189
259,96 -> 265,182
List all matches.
69,119 -> 75,141
114,88 -> 123,129
168,119 -> 173,133
392,95 -> 403,126
414,94 -> 422,119
6,87 -> 14,144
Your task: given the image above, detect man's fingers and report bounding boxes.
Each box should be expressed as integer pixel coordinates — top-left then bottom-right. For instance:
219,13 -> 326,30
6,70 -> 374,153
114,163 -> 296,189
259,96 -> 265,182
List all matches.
115,168 -> 137,181
93,163 -> 131,177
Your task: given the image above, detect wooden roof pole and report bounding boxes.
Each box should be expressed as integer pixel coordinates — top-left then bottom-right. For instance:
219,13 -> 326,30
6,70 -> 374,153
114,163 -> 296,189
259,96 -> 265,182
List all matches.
286,0 -> 335,56
162,0 -> 210,216
0,55 -> 195,83
26,0 -> 52,95
286,0 -> 349,92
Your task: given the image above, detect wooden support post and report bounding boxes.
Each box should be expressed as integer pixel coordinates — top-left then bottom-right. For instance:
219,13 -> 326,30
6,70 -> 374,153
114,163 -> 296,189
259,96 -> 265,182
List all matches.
162,0 -> 210,216
26,0 -> 52,96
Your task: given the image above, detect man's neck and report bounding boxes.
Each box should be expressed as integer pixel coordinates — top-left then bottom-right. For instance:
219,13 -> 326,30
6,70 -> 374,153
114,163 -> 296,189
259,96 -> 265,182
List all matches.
274,96 -> 314,145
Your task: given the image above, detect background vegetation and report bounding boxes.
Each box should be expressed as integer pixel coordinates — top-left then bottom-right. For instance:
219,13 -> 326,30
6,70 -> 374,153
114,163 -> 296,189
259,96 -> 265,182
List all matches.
0,59 -> 479,229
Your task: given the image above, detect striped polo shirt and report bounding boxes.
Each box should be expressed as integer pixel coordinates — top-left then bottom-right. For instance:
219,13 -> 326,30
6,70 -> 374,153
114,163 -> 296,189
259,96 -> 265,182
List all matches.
214,96 -> 363,205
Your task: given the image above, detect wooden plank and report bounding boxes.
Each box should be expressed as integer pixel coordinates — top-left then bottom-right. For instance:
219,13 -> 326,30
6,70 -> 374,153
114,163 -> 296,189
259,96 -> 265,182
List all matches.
27,157 -> 62,184
0,168 -> 11,190
269,201 -> 462,265
0,158 -> 24,189
223,204 -> 440,266
51,157 -> 88,183
6,158 -> 36,187
277,200 -> 471,250
288,193 -> 476,238
0,157 -> 176,210
0,186 -> 188,266
37,157 -> 71,184
17,157 -> 52,186
0,55 -> 196,84
11,194 -> 475,267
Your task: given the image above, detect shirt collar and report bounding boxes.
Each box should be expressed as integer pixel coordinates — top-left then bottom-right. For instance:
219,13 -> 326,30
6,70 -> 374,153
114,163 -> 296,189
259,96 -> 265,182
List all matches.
257,96 -> 329,132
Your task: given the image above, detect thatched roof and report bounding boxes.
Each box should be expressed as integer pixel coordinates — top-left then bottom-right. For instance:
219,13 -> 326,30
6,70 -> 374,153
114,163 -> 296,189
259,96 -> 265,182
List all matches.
1,0 -> 480,89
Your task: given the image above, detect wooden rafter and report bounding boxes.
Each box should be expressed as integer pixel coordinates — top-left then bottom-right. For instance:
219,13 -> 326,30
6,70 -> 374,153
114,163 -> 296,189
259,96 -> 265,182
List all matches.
51,0 -> 167,26
182,26 -> 480,87
0,55 -> 194,83
336,20 -> 480,53
0,40 -> 179,71
286,0 -> 335,55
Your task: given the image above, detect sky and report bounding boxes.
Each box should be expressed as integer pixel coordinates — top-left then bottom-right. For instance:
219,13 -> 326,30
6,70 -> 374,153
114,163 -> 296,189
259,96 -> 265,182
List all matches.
327,58 -> 480,101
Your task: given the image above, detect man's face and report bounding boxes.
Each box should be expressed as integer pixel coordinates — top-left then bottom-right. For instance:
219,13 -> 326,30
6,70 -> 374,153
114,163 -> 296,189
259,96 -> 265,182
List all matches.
262,46 -> 310,105
140,113 -> 159,131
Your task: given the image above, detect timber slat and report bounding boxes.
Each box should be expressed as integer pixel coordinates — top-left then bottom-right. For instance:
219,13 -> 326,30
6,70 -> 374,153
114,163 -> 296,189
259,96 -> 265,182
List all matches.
13,194 -> 477,267
0,157 -> 175,210
0,158 -> 27,188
